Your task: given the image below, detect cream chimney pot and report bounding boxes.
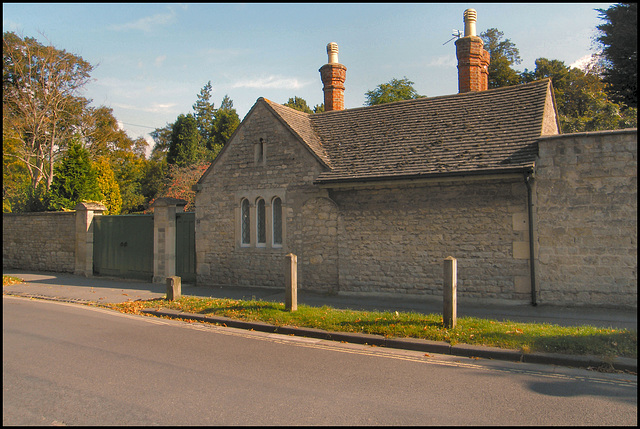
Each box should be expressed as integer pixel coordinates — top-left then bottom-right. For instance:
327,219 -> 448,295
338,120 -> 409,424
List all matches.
327,42 -> 339,64
463,9 -> 477,37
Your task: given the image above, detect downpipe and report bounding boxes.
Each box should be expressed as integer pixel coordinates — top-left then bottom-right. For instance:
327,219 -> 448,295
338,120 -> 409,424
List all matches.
524,171 -> 537,306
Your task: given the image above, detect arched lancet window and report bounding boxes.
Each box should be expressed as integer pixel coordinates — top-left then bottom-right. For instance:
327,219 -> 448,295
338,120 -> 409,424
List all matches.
241,198 -> 250,245
272,197 -> 282,246
256,198 -> 266,245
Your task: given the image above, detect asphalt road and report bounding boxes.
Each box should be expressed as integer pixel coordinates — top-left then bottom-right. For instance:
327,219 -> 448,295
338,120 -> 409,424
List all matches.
3,296 -> 637,426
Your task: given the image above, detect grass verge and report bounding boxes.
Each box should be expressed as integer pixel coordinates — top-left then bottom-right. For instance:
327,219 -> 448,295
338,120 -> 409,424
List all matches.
101,295 -> 637,359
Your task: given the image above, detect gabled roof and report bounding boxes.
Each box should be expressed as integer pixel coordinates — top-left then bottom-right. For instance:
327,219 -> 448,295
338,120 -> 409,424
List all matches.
262,99 -> 332,167
264,79 -> 557,184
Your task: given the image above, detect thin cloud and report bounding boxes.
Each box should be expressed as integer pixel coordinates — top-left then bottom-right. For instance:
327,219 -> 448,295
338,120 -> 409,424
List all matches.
113,102 -> 178,114
154,55 -> 167,67
231,75 -> 312,90
427,54 -> 457,68
109,8 -> 177,32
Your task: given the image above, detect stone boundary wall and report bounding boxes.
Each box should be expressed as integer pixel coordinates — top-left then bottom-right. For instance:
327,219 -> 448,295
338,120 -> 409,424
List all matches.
535,129 -> 637,308
4,199 -> 184,282
3,211 -> 76,273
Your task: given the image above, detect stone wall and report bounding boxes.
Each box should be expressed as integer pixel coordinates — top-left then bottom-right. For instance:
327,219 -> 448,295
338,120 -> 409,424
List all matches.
328,177 -> 531,301
535,129 -> 637,308
3,211 -> 76,273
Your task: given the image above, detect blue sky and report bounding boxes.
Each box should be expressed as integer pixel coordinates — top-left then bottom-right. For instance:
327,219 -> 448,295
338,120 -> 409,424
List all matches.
3,3 -> 613,155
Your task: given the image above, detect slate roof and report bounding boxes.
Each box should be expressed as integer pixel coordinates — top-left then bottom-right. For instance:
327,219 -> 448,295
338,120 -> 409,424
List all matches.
264,79 -> 556,184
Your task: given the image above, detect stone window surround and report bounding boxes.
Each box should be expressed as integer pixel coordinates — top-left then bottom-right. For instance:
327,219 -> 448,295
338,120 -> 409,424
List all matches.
254,137 -> 267,166
235,189 -> 286,250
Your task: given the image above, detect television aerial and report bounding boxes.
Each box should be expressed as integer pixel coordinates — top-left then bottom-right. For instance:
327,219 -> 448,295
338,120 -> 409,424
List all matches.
442,29 -> 462,45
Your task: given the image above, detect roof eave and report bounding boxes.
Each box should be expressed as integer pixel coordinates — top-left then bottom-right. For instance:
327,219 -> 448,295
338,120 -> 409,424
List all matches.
314,166 -> 535,187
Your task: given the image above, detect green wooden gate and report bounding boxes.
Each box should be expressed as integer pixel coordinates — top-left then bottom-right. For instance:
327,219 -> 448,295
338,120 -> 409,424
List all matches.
93,214 -> 154,281
175,212 -> 196,283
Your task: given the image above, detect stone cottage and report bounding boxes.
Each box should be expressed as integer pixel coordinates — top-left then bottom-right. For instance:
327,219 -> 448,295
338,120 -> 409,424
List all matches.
194,9 -> 636,307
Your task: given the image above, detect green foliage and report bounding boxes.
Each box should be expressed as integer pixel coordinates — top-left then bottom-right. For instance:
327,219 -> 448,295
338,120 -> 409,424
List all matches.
283,97 -> 324,114
140,158 -> 169,207
167,114 -> 201,167
93,156 -> 122,215
522,57 -> 637,132
153,88 -> 240,170
284,96 -> 313,113
364,77 -> 423,106
480,28 -> 522,88
192,81 -> 216,145
48,142 -> 102,211
149,123 -> 173,161
113,146 -> 148,213
210,95 -> 240,150
596,2 -> 637,108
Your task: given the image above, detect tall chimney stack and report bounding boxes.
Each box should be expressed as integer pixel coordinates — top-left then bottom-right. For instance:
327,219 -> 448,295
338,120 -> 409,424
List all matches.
455,9 -> 490,93
319,42 -> 347,111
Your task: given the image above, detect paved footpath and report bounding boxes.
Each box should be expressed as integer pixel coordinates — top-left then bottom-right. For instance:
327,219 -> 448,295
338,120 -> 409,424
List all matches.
3,269 -> 637,372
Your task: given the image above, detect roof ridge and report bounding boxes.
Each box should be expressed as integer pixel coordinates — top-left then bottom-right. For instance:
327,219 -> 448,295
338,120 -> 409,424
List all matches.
311,78 -> 551,115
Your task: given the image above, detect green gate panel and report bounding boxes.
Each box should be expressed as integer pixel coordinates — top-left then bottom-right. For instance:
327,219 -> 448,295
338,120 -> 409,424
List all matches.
176,212 -> 196,283
93,215 -> 154,281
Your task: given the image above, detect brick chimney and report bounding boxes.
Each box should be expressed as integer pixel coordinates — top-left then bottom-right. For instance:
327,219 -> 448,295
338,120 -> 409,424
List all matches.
319,42 -> 347,111
455,9 -> 490,93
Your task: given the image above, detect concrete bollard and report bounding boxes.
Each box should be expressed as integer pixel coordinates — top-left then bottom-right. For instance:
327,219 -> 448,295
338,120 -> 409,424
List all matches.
166,276 -> 182,301
285,253 -> 297,312
443,256 -> 457,328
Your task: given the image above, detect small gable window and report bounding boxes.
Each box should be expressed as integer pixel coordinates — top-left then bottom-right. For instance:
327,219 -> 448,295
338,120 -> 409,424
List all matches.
272,197 -> 282,246
256,198 -> 266,245
255,138 -> 266,165
241,198 -> 251,245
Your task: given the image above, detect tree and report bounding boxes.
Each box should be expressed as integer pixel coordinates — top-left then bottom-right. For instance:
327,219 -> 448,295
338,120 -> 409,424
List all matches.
77,104 -> 149,213
596,2 -> 637,108
149,161 -> 209,212
3,32 -> 95,192
192,81 -> 216,146
521,58 -> 571,107
364,77 -> 422,106
167,114 -> 200,167
210,95 -> 240,151
93,156 -> 122,215
480,28 -> 522,88
140,157 -> 169,207
523,57 -> 637,132
150,123 -> 173,161
79,105 -> 148,158
284,96 -> 313,113
48,141 -> 102,211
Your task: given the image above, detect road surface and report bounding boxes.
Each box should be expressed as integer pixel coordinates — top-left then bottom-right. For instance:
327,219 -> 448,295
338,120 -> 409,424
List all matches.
3,296 -> 637,425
